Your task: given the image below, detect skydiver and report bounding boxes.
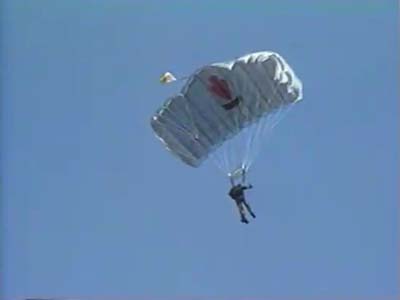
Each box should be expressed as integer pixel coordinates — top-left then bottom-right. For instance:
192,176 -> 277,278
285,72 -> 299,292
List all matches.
228,183 -> 256,224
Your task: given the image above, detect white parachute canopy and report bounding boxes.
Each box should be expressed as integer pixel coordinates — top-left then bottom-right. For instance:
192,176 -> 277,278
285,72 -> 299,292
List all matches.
151,51 -> 303,183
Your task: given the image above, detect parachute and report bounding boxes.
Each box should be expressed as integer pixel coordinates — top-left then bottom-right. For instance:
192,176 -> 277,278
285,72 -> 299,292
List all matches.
151,51 -> 303,184
159,72 -> 177,84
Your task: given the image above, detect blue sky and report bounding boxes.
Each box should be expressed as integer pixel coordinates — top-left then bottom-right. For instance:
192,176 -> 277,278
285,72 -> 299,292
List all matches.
1,1 -> 398,299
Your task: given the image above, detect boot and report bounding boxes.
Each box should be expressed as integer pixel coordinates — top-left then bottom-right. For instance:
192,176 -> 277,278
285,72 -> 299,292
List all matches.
241,217 -> 249,224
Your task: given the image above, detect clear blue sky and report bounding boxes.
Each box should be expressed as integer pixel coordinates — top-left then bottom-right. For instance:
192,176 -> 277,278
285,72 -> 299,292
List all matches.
1,1 -> 398,299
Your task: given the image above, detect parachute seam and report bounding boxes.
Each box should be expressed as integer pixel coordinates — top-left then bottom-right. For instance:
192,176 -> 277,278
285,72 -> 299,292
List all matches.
194,71 -> 236,135
151,117 -> 198,165
195,68 -> 254,174
181,94 -> 213,152
193,71 -> 242,168
260,56 -> 288,105
235,61 -> 286,168
169,95 -> 210,157
166,95 -> 208,161
182,79 -> 218,151
235,62 -> 273,112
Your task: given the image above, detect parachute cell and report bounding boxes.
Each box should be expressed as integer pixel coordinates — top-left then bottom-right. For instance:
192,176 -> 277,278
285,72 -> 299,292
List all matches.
151,51 -> 302,181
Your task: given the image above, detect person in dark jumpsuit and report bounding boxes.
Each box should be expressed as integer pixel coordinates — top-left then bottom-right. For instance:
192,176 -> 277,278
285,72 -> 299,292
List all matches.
228,184 -> 256,224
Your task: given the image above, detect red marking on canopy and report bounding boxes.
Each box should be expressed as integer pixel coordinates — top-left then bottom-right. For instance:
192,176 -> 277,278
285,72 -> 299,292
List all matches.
207,75 -> 233,100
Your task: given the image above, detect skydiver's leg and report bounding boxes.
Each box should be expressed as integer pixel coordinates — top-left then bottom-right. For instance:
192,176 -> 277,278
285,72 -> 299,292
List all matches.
235,198 -> 248,224
243,200 -> 256,218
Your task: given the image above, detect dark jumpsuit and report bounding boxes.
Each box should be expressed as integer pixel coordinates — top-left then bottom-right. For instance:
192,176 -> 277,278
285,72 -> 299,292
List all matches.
228,184 -> 256,223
